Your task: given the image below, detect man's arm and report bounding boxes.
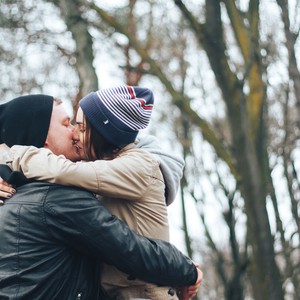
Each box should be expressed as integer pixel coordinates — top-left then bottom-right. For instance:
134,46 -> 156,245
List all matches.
44,184 -> 198,287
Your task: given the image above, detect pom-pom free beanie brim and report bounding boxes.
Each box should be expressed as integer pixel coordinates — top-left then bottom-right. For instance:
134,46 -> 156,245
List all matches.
79,85 -> 154,147
0,94 -> 54,147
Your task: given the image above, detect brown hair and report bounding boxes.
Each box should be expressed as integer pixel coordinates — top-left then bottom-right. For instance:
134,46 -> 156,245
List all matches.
83,117 -> 122,161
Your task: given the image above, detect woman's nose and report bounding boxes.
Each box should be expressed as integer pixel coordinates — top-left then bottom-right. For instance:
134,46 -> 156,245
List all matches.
72,126 -> 80,141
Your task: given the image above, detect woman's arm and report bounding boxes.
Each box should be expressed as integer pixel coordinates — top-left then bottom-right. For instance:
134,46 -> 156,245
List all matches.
8,145 -> 152,200
0,144 -> 16,202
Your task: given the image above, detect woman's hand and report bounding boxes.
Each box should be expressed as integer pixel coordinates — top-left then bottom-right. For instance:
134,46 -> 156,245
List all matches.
0,177 -> 16,204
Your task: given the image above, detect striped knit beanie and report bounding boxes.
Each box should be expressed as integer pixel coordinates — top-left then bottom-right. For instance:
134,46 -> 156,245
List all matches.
79,85 -> 154,147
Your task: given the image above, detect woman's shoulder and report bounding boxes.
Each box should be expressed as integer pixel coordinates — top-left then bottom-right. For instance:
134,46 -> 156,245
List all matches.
121,146 -> 159,165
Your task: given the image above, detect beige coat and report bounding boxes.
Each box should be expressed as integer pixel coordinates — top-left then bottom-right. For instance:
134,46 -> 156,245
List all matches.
9,143 -> 179,300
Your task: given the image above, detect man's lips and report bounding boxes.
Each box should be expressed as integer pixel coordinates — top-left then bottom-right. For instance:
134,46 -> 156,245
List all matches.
72,141 -> 82,155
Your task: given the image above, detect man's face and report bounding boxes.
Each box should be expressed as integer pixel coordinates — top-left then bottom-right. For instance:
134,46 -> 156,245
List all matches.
44,103 -> 81,162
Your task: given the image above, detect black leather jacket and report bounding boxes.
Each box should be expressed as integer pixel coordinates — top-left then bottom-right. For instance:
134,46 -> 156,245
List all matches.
0,166 -> 197,300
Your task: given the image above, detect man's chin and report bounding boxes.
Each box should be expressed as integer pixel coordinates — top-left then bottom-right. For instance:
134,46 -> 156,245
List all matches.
65,151 -> 82,162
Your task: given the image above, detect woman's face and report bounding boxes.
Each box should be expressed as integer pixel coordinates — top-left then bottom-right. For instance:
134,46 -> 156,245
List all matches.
73,107 -> 90,160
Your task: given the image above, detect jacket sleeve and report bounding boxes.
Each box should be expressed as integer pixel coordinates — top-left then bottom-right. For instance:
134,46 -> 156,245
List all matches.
44,185 -> 197,287
9,145 -> 152,200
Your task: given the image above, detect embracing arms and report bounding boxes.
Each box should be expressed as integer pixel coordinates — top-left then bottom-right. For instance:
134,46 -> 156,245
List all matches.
45,184 -> 200,287
6,145 -> 157,200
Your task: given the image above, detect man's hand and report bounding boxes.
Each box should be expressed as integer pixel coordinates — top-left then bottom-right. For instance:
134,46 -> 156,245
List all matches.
0,143 -> 10,164
177,264 -> 203,299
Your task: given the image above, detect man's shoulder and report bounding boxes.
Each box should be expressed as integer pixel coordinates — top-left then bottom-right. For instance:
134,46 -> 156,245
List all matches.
13,181 -> 95,205
43,182 -> 94,197
42,184 -> 108,229
44,183 -> 98,208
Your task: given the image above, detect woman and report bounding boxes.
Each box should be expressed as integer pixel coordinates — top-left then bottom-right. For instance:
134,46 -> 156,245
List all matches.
1,85 -> 197,300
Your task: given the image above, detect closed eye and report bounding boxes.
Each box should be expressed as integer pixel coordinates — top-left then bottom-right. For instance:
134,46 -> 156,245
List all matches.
76,122 -> 85,132
63,117 -> 72,127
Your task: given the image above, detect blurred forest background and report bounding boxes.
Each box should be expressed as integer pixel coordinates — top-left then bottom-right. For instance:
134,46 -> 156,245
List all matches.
0,0 -> 300,299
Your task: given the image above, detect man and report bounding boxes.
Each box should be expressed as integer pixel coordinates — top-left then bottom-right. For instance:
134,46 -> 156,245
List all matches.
0,95 -> 202,299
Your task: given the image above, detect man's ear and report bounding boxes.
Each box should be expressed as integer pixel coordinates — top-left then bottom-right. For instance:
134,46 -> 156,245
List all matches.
44,139 -> 49,148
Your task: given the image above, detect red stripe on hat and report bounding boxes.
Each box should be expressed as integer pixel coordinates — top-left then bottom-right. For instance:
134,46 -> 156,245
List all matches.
127,86 -> 135,99
136,98 -> 153,110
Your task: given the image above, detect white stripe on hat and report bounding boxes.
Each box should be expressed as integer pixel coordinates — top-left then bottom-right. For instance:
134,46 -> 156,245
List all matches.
96,86 -> 153,131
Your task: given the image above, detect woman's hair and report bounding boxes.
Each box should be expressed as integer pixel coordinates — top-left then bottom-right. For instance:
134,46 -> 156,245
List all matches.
83,116 -> 122,161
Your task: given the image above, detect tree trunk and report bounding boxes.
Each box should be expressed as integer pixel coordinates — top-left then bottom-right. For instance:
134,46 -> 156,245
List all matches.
276,0 -> 300,127
53,0 -> 98,103
232,111 -> 283,300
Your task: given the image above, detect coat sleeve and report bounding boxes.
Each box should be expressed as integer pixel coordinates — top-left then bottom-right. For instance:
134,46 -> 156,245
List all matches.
9,145 -> 154,200
43,185 -> 197,287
